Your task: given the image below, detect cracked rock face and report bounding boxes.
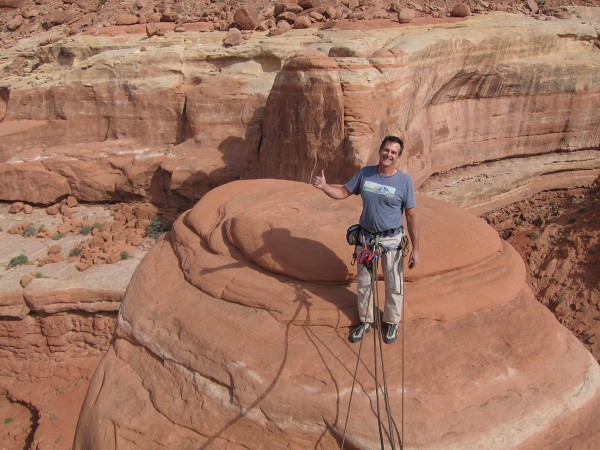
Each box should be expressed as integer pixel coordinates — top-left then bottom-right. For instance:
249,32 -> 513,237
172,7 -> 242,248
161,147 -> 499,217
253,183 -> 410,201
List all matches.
74,180 -> 600,449
1,10 -> 599,211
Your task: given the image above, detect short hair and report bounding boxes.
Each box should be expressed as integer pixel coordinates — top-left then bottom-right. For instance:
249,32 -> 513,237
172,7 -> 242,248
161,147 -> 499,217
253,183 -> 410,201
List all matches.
380,135 -> 404,154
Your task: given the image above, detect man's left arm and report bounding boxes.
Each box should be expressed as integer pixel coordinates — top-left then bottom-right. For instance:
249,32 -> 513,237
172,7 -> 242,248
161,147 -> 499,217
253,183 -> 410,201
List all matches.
405,207 -> 420,269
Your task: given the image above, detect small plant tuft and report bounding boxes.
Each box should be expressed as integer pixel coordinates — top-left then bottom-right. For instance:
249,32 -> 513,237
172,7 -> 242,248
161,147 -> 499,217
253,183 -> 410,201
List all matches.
146,215 -> 171,240
69,247 -> 82,257
22,223 -> 38,237
79,225 -> 93,235
529,231 -> 540,240
120,251 -> 129,260
51,232 -> 65,240
8,254 -> 28,269
4,417 -> 13,425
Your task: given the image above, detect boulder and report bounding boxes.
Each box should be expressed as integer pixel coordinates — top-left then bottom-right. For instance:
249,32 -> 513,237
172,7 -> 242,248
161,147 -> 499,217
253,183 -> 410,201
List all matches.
115,14 -> 138,26
233,6 -> 258,30
74,180 -> 600,449
270,20 -> 291,36
293,16 -> 312,29
6,14 -> 24,31
46,204 -> 60,216
277,11 -> 297,23
9,202 -> 24,214
66,196 -> 79,208
298,0 -> 322,9
323,6 -> 337,19
450,3 -> 472,17
398,8 -> 416,23
0,161 -> 70,204
146,22 -> 163,37
286,4 -> 304,14
309,11 -> 324,21
223,28 -> 243,46
146,13 -> 161,23
273,3 -> 286,16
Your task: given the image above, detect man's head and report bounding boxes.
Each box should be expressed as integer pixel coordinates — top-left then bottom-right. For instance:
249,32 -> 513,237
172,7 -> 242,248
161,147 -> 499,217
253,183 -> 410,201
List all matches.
378,136 -> 404,170
379,136 -> 404,155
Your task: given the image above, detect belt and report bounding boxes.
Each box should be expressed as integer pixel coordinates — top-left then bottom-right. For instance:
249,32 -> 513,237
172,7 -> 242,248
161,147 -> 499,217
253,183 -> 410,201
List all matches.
361,227 -> 402,239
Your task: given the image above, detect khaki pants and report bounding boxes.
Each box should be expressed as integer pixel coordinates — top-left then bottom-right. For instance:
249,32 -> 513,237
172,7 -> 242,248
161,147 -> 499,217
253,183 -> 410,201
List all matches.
356,232 -> 405,325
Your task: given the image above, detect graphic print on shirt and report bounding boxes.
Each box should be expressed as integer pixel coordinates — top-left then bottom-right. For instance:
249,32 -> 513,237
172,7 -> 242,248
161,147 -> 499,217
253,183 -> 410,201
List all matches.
363,180 -> 396,198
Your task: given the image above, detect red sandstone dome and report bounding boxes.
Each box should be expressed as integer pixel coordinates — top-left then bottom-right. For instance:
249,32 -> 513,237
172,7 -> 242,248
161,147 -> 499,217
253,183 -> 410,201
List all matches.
74,180 -> 600,449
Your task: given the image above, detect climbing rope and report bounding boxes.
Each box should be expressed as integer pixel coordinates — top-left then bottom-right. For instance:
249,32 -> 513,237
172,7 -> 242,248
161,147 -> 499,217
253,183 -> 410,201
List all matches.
341,236 -> 405,450
372,249 -> 397,450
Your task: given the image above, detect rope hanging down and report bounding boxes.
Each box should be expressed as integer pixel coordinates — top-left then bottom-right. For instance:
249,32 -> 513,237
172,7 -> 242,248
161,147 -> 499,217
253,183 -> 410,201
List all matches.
341,237 -> 406,450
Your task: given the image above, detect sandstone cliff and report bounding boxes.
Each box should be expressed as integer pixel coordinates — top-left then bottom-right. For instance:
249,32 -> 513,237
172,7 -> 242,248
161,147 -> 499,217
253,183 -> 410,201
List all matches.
0,9 -> 598,211
73,180 -> 600,449
1,7 -> 599,448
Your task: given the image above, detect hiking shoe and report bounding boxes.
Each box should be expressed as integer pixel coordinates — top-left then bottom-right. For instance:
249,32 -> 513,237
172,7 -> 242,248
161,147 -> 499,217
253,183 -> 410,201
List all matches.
349,322 -> 372,343
384,323 -> 398,344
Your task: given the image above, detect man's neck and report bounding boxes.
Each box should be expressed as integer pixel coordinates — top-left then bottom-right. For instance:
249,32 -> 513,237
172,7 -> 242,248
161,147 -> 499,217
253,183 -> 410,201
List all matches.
377,165 -> 398,176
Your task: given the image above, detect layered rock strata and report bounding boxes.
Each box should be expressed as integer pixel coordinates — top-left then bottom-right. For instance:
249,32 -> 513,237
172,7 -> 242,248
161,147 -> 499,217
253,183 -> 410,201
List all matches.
1,11 -> 598,210
74,180 -> 600,449
0,203 -> 147,448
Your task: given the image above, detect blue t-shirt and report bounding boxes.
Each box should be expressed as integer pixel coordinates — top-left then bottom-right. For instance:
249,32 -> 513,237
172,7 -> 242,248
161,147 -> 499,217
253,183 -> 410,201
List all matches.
345,166 -> 416,232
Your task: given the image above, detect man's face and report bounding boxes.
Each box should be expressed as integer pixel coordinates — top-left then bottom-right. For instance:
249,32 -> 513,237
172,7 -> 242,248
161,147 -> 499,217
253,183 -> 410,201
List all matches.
378,142 -> 402,167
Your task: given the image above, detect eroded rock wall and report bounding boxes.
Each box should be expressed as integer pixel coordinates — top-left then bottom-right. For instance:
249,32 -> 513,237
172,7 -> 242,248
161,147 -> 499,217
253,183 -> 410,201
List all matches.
260,12 -> 600,191
0,11 -> 598,209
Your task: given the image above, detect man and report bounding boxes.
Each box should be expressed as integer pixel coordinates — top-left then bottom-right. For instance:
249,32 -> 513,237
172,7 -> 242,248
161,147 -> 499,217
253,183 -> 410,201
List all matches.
312,136 -> 420,344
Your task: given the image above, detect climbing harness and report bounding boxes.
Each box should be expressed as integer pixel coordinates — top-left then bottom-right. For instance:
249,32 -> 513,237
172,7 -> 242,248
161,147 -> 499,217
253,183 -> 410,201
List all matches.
341,229 -> 407,450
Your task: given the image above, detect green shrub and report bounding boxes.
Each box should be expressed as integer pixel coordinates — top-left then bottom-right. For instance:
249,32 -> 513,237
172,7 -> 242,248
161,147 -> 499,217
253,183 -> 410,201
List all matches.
51,232 -> 65,240
79,223 -> 104,235
69,247 -> 82,257
120,251 -> 129,260
22,223 -> 38,237
146,215 -> 172,240
7,254 -> 28,269
4,417 -> 13,424
79,225 -> 92,235
529,231 -> 540,240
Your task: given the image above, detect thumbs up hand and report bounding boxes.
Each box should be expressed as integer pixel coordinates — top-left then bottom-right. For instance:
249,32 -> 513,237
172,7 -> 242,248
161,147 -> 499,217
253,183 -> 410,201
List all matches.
312,170 -> 327,190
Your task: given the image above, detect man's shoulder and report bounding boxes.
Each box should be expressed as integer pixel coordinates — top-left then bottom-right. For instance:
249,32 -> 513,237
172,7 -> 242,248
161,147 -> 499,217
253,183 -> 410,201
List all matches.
357,165 -> 378,176
384,169 -> 411,183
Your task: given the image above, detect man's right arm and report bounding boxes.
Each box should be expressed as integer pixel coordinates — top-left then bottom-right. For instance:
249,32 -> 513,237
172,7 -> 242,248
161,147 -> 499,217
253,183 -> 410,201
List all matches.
312,170 -> 352,200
